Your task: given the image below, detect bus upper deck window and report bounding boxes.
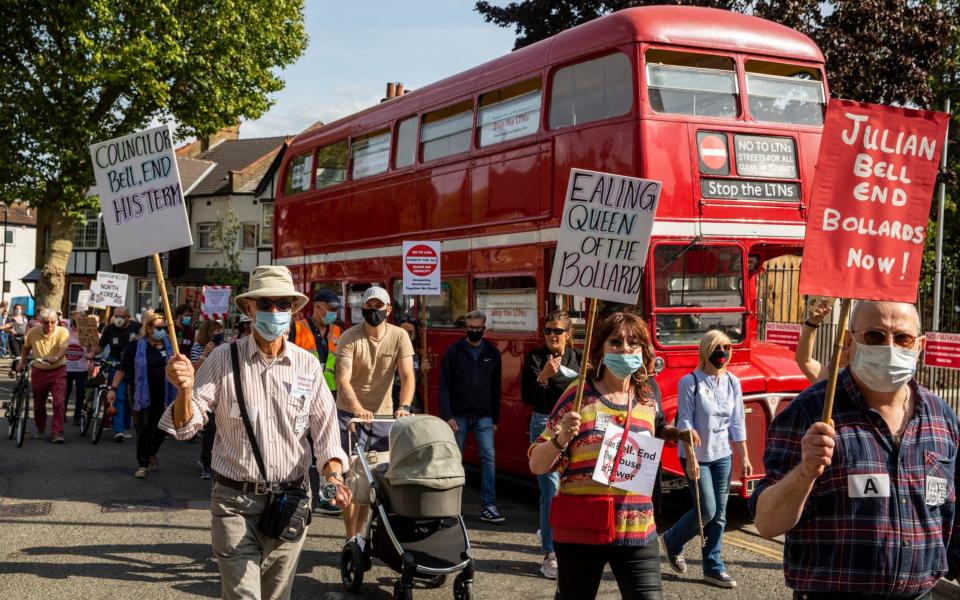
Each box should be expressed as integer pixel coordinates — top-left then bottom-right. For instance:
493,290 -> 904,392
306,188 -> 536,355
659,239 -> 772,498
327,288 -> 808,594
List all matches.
478,77 -> 542,147
351,129 -> 391,180
315,140 -> 348,189
283,151 -> 313,196
421,100 -> 473,162
746,60 -> 825,126
549,53 -> 633,129
646,49 -> 738,119
394,116 -> 417,169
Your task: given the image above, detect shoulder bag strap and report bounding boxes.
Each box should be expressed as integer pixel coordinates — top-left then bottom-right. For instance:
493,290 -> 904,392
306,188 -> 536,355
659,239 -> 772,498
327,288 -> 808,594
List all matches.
231,341 -> 269,484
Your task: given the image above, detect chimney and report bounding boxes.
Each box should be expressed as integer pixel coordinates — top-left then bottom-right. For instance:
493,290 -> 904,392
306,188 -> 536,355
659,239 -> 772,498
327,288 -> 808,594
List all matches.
396,82 -> 404,96
381,82 -> 396,103
200,123 -> 241,153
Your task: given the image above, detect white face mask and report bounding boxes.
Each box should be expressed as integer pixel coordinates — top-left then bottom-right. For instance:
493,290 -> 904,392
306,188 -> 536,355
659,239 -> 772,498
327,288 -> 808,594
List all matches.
851,343 -> 918,393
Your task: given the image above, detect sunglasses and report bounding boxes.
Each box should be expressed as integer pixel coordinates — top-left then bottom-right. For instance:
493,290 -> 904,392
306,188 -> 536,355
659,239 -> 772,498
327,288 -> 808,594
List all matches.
853,329 -> 919,349
255,298 -> 293,312
543,327 -> 567,336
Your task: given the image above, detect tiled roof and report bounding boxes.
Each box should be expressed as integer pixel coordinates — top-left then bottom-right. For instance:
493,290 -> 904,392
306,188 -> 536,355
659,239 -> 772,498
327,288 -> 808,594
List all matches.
187,137 -> 289,197
4,203 -> 37,227
177,158 -> 216,195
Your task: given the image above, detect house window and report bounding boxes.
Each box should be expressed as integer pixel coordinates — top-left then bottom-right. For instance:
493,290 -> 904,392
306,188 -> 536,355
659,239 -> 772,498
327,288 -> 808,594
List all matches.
73,209 -> 100,249
197,222 -> 215,250
241,223 -> 258,250
67,282 -> 84,313
260,203 -> 273,246
137,279 -> 157,316
2,229 -> 14,246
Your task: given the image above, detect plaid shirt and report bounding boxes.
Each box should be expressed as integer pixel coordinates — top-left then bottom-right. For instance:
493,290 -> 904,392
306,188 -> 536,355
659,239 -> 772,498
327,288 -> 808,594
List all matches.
749,369 -> 960,595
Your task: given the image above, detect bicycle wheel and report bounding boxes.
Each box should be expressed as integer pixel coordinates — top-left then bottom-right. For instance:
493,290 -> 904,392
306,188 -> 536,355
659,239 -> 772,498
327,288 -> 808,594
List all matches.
78,389 -> 93,435
91,389 -> 106,444
7,380 -> 22,440
14,385 -> 27,448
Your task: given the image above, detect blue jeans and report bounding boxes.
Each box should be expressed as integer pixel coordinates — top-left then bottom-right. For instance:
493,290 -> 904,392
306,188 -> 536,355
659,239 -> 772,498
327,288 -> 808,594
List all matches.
530,412 -> 559,553
453,416 -> 496,508
662,454 -> 732,577
111,369 -> 132,434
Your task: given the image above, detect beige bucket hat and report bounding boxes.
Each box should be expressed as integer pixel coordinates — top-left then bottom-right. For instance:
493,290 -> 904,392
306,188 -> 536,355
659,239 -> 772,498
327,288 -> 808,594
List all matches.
234,266 -> 309,313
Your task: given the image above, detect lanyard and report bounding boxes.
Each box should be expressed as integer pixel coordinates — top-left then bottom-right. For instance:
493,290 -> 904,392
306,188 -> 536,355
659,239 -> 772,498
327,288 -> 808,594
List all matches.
607,393 -> 634,485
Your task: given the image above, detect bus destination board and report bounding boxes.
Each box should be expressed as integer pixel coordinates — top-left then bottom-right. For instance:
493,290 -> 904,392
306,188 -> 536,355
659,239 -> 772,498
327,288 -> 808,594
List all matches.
701,178 -> 800,202
734,135 -> 798,179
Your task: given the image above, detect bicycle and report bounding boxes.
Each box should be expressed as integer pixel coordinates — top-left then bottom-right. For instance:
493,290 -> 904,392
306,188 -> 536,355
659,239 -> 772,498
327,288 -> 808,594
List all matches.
79,358 -> 119,444
4,359 -> 34,448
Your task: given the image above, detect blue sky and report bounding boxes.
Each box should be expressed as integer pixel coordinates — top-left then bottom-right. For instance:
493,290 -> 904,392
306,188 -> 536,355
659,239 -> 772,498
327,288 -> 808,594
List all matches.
239,2 -> 518,139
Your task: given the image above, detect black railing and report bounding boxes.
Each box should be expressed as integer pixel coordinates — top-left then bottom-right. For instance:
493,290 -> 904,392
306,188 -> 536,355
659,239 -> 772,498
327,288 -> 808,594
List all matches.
756,263 -> 960,411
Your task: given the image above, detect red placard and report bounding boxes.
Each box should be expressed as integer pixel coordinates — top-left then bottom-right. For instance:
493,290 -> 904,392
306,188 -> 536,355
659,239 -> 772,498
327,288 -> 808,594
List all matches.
924,332 -> 960,370
799,100 -> 949,302
764,322 -> 802,352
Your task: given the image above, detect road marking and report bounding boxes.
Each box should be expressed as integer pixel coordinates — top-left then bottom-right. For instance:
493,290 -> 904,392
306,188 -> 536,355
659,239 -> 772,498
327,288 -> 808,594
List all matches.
725,532 -> 783,561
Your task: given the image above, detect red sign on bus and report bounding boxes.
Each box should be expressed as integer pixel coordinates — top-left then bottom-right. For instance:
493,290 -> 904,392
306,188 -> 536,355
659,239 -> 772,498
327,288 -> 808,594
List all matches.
924,332 -> 960,370
799,100 -> 948,302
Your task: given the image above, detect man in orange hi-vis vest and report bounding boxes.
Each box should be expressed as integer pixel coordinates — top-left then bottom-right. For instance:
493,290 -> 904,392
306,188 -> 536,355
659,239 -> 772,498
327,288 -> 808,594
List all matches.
289,289 -> 342,515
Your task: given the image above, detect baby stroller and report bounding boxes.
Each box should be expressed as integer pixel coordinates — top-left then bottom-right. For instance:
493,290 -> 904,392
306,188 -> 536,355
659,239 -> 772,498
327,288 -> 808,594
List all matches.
340,415 -> 475,600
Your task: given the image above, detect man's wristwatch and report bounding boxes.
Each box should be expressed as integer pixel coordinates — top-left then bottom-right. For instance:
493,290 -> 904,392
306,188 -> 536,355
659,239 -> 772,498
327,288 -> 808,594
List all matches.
397,405 -> 411,414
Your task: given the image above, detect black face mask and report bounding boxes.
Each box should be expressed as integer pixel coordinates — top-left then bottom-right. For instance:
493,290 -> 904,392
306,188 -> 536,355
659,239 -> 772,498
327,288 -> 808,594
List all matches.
708,349 -> 730,369
212,333 -> 225,345
466,330 -> 484,343
361,308 -> 387,327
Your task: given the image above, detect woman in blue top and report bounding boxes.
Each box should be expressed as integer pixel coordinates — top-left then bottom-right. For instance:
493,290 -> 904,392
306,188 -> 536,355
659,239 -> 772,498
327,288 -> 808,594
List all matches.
662,329 -> 752,589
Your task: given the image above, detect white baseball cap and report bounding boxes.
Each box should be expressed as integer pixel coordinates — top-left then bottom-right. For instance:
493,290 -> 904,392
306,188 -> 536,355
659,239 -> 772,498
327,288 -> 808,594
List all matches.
361,286 -> 390,306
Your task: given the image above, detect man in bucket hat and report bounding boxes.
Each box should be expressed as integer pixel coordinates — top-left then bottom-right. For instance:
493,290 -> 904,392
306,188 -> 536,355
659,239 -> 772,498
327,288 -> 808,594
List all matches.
161,265 -> 350,600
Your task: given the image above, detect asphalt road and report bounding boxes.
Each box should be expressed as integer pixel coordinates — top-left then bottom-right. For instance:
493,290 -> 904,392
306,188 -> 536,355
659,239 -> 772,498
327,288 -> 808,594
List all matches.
0,369 -> 921,600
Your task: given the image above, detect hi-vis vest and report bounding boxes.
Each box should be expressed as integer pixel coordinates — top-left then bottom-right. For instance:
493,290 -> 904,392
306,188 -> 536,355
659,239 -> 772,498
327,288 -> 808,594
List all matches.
290,320 -> 340,392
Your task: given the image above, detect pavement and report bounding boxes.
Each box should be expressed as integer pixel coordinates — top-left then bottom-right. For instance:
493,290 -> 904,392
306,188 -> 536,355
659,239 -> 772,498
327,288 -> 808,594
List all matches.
0,370 -> 957,599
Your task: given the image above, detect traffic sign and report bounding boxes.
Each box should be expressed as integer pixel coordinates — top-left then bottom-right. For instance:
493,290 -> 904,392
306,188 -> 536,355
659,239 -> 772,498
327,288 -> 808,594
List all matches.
698,132 -> 729,174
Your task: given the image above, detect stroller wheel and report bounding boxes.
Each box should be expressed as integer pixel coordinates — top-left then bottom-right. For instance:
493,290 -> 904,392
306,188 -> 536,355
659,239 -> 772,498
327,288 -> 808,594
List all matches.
453,574 -> 473,600
393,580 -> 413,600
340,541 -> 365,593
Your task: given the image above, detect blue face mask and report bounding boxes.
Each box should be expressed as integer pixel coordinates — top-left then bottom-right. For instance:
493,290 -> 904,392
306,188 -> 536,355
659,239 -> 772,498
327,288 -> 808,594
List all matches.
181,316 -> 192,326
323,311 -> 338,325
151,328 -> 167,342
255,311 -> 291,341
603,352 -> 646,380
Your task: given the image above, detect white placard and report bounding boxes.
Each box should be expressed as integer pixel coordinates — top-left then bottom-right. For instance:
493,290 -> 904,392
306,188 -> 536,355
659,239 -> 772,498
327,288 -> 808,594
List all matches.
89,124 -> 193,264
592,424 -> 664,495
87,281 -> 105,309
549,169 -> 661,305
201,286 -> 232,318
475,290 -> 537,331
95,271 -> 128,308
402,241 -> 441,295
479,91 -> 541,146
76,290 -> 91,314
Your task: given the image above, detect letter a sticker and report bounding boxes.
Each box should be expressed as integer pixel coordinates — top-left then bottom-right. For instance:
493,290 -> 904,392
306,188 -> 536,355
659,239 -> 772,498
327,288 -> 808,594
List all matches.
848,474 -> 890,498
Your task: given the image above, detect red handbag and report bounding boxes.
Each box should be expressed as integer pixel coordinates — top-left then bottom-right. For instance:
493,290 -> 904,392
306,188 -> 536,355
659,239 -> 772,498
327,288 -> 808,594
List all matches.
549,396 -> 634,545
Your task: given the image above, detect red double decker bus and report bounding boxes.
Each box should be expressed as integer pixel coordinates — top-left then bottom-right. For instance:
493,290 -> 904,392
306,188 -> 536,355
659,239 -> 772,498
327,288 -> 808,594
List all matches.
275,6 -> 827,495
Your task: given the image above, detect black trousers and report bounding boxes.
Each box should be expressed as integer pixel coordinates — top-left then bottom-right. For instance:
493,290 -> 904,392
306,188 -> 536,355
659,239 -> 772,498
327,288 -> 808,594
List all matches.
555,541 -> 662,600
65,371 -> 86,421
199,412 -> 216,469
134,399 -> 166,467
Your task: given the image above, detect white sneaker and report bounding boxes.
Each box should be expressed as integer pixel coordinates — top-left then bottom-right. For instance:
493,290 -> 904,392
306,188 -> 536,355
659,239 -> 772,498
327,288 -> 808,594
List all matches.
122,430 -> 134,439
539,552 -> 558,580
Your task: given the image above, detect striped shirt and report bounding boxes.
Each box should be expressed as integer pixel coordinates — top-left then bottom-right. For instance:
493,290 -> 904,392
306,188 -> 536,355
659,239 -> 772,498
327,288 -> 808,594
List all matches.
158,335 -> 348,483
749,369 -> 960,594
537,381 -> 665,547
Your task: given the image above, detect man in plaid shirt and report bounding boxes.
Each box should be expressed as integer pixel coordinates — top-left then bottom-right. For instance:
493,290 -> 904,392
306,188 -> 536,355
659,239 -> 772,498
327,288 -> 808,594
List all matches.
751,301 -> 960,599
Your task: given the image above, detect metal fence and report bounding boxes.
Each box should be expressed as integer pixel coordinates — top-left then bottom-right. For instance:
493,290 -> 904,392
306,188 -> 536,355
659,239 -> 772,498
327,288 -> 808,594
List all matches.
756,261 -> 960,411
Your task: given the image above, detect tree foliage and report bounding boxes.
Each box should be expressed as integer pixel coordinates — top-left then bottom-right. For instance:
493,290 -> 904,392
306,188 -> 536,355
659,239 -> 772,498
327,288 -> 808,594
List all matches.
207,208 -> 245,293
0,0 -> 307,308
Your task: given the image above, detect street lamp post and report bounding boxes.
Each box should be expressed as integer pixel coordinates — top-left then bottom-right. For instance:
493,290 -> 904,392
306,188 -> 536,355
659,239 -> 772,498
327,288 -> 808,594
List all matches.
933,95 -> 953,332
2,204 -> 8,306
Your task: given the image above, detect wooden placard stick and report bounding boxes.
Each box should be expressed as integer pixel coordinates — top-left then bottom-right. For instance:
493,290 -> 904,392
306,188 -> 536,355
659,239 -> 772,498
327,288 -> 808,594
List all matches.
419,294 -> 429,413
821,298 -> 852,425
572,297 -> 598,413
153,253 -> 192,427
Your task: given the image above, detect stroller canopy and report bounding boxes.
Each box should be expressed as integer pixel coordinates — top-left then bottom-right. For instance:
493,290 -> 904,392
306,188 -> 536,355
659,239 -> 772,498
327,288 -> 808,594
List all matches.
385,415 -> 465,490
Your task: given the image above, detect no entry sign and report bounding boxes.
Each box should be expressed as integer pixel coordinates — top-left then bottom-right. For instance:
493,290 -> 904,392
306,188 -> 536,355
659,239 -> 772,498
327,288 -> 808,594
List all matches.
698,132 -> 729,174
798,100 -> 948,302
402,241 -> 441,295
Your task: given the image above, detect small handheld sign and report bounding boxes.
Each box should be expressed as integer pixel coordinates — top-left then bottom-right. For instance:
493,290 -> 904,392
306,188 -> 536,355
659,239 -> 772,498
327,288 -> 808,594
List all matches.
799,100 -> 949,423
201,286 -> 232,320
403,241 -> 442,413
94,271 -> 129,308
